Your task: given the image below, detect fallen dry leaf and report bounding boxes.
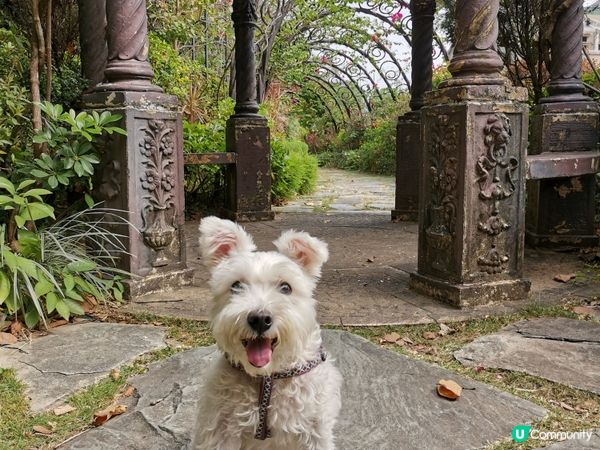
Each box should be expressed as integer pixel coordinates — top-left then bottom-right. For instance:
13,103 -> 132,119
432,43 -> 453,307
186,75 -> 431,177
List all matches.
122,386 -> 135,397
32,425 -> 52,435
47,421 -> 57,431
474,365 -> 485,373
553,273 -> 576,283
423,331 -> 438,340
110,368 -> 120,381
0,332 -> 17,345
436,379 -> 462,400
53,404 -> 76,416
572,306 -> 600,317
560,401 -> 574,411
399,337 -> 415,346
48,319 -> 69,329
438,323 -> 455,336
381,332 -> 401,344
10,320 -> 23,335
93,404 -> 127,426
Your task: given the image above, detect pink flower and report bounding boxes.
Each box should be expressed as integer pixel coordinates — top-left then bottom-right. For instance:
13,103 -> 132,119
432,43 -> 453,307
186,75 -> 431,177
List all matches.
391,11 -> 403,23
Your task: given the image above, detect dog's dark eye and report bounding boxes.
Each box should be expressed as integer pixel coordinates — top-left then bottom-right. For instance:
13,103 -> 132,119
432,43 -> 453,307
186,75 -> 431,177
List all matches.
231,281 -> 243,293
278,282 -> 292,295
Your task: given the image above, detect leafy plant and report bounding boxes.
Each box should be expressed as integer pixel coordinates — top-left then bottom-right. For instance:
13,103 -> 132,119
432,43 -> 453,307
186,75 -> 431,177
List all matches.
25,102 -> 125,193
271,139 -> 318,202
0,208 -> 130,328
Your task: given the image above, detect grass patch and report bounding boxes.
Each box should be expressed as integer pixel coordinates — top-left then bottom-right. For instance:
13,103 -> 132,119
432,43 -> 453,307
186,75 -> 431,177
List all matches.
326,303 -> 599,449
0,346 -> 177,450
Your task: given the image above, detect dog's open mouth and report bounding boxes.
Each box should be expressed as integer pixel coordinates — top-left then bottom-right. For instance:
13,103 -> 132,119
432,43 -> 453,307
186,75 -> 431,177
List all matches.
242,337 -> 278,368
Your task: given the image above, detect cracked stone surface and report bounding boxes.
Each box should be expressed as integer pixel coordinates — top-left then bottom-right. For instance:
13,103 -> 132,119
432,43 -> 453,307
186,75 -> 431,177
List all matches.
533,430 -> 600,449
61,330 -> 546,450
0,322 -> 166,411
455,318 -> 600,394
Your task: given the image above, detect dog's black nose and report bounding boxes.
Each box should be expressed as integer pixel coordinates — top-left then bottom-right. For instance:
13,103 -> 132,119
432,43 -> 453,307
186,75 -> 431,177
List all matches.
247,313 -> 272,334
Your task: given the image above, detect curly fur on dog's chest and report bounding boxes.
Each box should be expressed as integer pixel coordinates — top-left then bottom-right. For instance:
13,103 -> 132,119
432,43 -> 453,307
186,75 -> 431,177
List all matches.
195,357 -> 341,450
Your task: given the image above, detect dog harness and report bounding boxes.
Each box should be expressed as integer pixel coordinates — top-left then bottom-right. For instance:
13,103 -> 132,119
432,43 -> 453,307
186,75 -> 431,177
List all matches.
229,347 -> 327,440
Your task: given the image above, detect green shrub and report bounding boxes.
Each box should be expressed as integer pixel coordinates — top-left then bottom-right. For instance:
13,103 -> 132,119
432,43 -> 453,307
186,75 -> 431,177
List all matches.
0,76 -> 30,152
0,24 -> 28,82
271,139 -> 318,202
355,118 -> 397,175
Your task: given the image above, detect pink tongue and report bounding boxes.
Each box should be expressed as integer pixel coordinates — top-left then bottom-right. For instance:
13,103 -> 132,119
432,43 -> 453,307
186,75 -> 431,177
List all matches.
246,338 -> 272,367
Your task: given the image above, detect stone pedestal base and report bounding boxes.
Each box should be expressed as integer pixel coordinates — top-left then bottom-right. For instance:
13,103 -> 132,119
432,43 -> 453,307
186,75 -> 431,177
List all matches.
409,272 -> 531,308
526,175 -> 599,247
527,101 -> 599,247
84,91 -> 190,300
412,83 -> 531,308
392,112 -> 421,222
127,268 -> 194,298
224,115 -> 274,222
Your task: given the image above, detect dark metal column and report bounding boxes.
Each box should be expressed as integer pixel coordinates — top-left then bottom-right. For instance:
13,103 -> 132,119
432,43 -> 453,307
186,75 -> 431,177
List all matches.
82,0 -> 192,297
98,0 -> 162,92
409,0 -> 531,307
77,0 -> 107,90
225,0 -> 274,221
527,0 -> 600,247
392,0 -> 435,221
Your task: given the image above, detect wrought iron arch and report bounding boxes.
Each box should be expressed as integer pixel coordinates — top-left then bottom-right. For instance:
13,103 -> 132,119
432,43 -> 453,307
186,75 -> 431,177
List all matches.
305,75 -> 352,120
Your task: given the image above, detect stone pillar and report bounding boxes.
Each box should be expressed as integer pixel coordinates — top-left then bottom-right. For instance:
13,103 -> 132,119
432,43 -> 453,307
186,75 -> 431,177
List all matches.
83,0 -> 192,297
77,0 -> 107,90
225,0 -> 273,221
392,0 -> 435,221
527,0 -> 600,247
409,0 -> 531,308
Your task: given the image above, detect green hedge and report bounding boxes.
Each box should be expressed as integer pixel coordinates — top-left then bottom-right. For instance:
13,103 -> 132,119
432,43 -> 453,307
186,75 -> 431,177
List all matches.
271,139 -> 318,203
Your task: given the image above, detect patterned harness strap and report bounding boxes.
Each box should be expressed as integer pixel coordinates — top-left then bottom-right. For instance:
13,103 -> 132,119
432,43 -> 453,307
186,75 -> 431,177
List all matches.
229,347 -> 327,440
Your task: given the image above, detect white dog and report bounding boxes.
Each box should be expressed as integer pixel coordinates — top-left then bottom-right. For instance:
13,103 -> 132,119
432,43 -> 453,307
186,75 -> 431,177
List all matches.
192,217 -> 342,450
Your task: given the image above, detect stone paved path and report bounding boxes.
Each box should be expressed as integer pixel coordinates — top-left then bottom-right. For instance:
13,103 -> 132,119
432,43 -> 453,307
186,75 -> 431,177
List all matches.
61,331 -> 547,450
273,168 -> 395,214
455,318 -> 600,394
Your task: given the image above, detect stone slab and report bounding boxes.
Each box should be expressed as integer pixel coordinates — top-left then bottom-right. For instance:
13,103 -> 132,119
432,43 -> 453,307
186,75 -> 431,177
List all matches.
533,430 -> 600,449
62,330 -> 546,450
455,318 -> 600,394
0,322 -> 166,411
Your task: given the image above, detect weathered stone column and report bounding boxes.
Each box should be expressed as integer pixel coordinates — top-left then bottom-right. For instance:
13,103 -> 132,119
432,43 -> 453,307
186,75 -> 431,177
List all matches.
83,0 -> 192,297
527,0 -> 600,247
225,0 -> 273,221
409,0 -> 530,307
77,0 -> 107,90
392,0 -> 435,221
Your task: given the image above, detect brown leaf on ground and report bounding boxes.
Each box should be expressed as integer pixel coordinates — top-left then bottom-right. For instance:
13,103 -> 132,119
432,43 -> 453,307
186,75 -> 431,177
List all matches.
53,404 -> 76,416
10,321 -> 23,335
423,331 -> 438,340
93,404 -> 127,426
48,319 -> 69,329
0,331 -> 17,345
436,379 -> 462,400
399,337 -> 414,346
553,273 -> 576,283
110,368 -> 120,381
474,365 -> 485,373
414,344 -> 434,355
438,323 -> 455,336
32,425 -> 52,435
122,386 -> 135,397
381,332 -> 401,344
572,306 -> 600,317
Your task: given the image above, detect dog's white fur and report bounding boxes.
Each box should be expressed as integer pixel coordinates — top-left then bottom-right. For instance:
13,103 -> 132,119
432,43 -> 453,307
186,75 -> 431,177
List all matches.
193,217 -> 342,450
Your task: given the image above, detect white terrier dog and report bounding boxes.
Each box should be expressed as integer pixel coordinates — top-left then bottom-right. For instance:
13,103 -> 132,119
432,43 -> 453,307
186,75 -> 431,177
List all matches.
192,217 -> 342,450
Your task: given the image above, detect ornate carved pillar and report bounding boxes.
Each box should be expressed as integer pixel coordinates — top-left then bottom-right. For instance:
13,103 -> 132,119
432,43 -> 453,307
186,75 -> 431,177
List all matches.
82,0 -> 192,297
225,0 -> 274,221
77,0 -> 107,90
527,0 -> 600,247
392,0 -> 435,221
409,0 -> 530,307
97,0 -> 162,92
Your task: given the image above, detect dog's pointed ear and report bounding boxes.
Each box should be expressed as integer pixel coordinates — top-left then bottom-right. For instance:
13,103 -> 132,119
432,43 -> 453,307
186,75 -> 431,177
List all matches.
274,230 -> 329,278
199,217 -> 256,268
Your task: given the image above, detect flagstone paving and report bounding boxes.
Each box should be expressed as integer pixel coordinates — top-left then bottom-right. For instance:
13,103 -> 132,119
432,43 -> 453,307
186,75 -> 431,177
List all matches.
455,318 -> 600,395
61,331 -> 547,450
0,322 -> 166,411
